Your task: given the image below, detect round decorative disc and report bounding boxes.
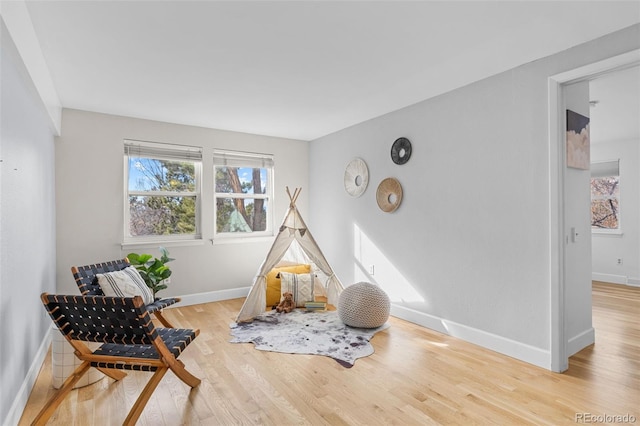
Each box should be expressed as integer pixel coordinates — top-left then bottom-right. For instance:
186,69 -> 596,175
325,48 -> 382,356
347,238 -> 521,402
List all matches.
391,137 -> 412,165
344,157 -> 369,197
376,177 -> 403,213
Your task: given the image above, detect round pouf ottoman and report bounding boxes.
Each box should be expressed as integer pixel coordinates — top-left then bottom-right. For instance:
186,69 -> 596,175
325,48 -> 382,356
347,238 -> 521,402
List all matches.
338,282 -> 390,328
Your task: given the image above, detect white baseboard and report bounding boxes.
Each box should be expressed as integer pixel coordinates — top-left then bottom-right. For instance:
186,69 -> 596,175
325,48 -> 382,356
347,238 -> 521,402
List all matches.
4,331 -> 51,426
627,278 -> 640,287
390,304 -> 551,370
592,273 -> 627,285
172,286 -> 251,308
567,327 -> 595,357
592,273 -> 640,287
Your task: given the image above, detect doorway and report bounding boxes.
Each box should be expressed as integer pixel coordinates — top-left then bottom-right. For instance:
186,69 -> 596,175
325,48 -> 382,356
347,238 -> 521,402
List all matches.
548,49 -> 640,373
589,66 -> 640,285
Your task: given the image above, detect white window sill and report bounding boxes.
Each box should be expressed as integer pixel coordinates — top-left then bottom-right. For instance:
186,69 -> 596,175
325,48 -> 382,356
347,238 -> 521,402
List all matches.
592,229 -> 623,237
210,235 -> 274,245
121,239 -> 205,250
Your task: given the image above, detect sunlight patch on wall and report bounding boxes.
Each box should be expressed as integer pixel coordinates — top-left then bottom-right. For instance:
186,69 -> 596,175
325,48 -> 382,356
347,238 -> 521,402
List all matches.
353,223 -> 425,303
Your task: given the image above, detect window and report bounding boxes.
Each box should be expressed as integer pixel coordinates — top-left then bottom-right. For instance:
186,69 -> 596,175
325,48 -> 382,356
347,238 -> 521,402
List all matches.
213,150 -> 274,239
591,159 -> 620,231
124,140 -> 202,243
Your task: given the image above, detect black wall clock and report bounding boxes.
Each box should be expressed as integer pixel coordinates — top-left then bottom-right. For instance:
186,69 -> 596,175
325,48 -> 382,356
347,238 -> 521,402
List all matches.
391,137 -> 412,165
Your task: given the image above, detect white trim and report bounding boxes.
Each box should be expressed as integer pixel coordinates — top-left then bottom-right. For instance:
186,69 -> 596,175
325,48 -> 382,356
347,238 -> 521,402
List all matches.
390,304 -> 551,370
627,278 -> 640,287
549,50 -> 640,83
591,277 -> 640,287
592,273 -> 627,285
548,48 -> 640,374
121,239 -> 204,250
548,75 -> 567,373
592,229 -> 623,236
171,287 -> 251,308
209,235 -> 275,245
567,327 -> 595,357
0,0 -> 62,135
4,330 -> 51,426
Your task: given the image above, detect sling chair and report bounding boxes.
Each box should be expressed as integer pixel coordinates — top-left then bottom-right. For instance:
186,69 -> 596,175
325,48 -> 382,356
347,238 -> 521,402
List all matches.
34,293 -> 201,426
71,258 -> 180,328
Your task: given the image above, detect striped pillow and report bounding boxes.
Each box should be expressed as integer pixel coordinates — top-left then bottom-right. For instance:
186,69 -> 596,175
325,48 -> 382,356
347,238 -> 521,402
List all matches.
97,266 -> 154,305
279,272 -> 315,308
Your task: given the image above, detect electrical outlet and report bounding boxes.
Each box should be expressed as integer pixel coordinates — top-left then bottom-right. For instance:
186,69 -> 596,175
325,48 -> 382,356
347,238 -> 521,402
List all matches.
617,258 -> 623,266
368,265 -> 375,275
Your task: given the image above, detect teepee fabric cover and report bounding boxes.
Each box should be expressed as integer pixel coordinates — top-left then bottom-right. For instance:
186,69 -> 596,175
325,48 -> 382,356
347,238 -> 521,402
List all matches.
235,188 -> 344,323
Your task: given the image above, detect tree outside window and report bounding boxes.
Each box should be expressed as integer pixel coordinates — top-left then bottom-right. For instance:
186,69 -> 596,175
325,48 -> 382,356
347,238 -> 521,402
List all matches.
214,150 -> 273,238
125,141 -> 202,242
590,159 -> 620,231
591,176 -> 619,229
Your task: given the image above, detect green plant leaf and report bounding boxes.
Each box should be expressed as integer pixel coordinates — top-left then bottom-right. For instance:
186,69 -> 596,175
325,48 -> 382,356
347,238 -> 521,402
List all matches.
159,247 -> 174,263
130,247 -> 174,296
129,253 -> 153,265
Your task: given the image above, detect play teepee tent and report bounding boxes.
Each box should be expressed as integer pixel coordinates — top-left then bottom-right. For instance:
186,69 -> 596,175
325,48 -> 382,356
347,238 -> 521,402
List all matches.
236,187 -> 344,323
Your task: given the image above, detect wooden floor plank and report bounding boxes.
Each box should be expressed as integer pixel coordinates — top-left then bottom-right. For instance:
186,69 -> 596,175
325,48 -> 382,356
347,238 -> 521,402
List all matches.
19,281 -> 640,425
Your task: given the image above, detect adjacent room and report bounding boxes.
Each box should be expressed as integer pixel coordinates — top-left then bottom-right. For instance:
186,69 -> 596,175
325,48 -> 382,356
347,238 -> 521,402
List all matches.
1,1 -> 639,425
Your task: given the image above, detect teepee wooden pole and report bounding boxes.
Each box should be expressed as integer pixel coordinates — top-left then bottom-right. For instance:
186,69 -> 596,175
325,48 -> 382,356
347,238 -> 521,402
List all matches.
286,187 -> 301,207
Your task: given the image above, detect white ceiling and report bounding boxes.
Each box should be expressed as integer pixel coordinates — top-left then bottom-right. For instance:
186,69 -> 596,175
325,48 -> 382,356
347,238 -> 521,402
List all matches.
23,1 -> 640,141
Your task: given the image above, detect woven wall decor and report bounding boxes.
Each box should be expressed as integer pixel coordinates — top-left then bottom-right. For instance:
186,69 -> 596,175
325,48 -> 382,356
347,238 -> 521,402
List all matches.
391,137 -> 412,165
344,157 -> 369,197
376,177 -> 403,213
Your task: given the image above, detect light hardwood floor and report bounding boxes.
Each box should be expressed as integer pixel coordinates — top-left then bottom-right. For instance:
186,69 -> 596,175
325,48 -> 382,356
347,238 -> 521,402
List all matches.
19,282 -> 639,425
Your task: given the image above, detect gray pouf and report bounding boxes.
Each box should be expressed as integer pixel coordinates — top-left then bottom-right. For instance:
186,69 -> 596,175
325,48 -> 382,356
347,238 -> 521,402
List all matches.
338,282 -> 390,328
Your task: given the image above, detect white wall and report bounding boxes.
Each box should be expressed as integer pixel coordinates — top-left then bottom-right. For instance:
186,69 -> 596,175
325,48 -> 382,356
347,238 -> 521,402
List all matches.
308,24 -> 640,369
55,109 -> 309,301
1,22 -> 56,425
591,139 -> 640,285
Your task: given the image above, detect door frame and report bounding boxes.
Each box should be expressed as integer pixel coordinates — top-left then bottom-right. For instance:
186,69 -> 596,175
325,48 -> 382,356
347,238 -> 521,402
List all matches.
548,49 -> 640,372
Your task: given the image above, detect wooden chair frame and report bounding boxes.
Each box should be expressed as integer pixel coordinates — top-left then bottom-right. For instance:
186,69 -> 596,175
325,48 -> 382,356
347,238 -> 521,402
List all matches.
34,293 -> 201,426
71,258 -> 180,328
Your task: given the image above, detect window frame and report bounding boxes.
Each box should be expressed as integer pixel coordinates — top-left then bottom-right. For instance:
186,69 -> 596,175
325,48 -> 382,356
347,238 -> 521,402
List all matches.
590,159 -> 621,235
123,139 -> 203,246
213,149 -> 274,241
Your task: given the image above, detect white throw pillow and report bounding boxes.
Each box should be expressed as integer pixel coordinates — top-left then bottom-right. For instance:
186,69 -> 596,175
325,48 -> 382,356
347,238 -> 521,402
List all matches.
97,266 -> 154,305
280,272 -> 315,308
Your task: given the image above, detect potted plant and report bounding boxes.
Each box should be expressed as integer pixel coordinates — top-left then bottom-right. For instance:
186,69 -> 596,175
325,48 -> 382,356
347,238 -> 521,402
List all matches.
127,246 -> 174,298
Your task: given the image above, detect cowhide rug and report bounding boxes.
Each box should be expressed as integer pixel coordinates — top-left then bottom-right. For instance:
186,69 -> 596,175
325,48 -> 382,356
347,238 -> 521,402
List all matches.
229,309 -> 389,367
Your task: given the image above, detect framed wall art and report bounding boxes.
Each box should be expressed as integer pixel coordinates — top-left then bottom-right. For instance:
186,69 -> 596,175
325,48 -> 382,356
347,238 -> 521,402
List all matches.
566,109 -> 590,170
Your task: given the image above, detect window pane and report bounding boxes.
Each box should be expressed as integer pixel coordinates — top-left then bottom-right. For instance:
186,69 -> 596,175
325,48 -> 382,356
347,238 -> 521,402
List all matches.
591,199 -> 619,229
129,157 -> 195,192
216,198 -> 268,233
590,176 -> 619,199
215,166 -> 268,194
129,195 -> 196,236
